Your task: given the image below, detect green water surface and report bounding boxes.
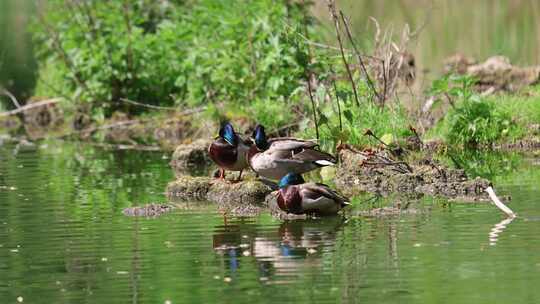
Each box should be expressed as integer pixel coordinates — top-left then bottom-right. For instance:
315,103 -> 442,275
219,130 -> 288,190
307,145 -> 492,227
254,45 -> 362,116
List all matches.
0,141 -> 539,303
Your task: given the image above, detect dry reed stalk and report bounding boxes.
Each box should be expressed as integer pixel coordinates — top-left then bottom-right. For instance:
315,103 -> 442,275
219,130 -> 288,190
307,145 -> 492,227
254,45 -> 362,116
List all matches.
326,0 -> 360,107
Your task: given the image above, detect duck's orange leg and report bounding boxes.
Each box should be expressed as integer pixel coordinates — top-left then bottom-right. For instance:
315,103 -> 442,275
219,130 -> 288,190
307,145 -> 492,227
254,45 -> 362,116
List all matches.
219,168 -> 226,179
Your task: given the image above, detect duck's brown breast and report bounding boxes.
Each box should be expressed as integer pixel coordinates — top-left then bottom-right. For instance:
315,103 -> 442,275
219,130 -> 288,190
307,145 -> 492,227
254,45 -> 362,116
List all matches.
208,139 -> 238,169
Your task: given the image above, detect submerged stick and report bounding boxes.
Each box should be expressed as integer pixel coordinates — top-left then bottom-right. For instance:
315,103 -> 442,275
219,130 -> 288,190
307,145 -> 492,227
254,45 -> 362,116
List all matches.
485,186 -> 516,218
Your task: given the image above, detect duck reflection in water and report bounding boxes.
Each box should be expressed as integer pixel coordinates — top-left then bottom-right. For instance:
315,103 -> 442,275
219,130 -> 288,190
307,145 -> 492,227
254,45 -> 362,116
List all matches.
212,217 -> 346,282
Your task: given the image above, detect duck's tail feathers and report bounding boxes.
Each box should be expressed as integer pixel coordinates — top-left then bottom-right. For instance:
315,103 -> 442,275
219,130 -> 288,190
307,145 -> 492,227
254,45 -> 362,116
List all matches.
292,149 -> 336,166
315,159 -> 335,166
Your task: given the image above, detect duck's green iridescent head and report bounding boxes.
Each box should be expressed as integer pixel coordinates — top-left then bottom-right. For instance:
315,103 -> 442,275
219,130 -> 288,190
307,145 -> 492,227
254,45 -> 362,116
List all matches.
219,122 -> 237,146
278,173 -> 305,189
252,124 -> 269,150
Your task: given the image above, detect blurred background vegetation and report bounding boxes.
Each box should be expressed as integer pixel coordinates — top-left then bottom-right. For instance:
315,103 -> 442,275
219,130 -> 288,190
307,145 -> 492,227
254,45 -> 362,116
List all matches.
1,0 -> 539,148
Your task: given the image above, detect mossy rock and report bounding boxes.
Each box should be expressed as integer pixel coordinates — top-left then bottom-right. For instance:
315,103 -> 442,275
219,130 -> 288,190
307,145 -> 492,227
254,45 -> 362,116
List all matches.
336,149 -> 493,201
208,179 -> 271,206
166,175 -> 272,208
123,203 -> 175,217
166,176 -> 213,201
170,139 -> 213,177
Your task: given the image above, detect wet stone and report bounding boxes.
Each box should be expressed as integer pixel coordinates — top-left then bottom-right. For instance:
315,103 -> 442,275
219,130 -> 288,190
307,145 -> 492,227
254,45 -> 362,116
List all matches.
166,176 -> 272,207
122,203 -> 174,217
208,179 -> 272,206
170,139 -> 213,177
166,176 -> 213,201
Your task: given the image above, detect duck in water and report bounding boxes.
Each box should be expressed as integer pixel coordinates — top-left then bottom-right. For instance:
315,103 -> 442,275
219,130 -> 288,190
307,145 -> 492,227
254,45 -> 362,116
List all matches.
276,173 -> 350,215
248,124 -> 336,180
208,122 -> 252,182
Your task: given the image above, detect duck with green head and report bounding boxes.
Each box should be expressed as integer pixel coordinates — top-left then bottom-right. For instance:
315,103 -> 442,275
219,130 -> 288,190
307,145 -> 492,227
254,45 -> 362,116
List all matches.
208,122 -> 252,181
276,173 -> 350,215
247,124 -> 336,180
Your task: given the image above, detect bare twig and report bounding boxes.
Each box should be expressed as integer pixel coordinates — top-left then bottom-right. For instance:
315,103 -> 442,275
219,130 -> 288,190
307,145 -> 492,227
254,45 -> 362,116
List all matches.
381,59 -> 388,105
326,0 -> 360,107
339,11 -> 382,105
0,98 -> 62,118
330,69 -> 343,132
301,0 -> 319,140
119,98 -> 176,111
1,88 -> 21,108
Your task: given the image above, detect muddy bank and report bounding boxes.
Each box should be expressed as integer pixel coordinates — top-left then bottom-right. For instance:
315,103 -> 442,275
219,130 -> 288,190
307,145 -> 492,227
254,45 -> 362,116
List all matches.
1,99 -> 214,150
335,148 -> 493,201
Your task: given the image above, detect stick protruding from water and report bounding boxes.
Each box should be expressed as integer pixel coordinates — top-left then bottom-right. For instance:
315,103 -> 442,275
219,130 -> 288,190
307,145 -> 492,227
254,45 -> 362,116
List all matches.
485,186 -> 516,218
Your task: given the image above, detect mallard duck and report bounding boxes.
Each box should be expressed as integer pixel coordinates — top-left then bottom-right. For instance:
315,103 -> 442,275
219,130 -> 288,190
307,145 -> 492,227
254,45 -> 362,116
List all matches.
208,122 -> 252,181
247,124 -> 336,180
276,173 -> 350,215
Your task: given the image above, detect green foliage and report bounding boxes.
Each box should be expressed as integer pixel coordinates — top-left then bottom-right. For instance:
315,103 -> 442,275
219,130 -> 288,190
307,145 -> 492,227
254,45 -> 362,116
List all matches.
445,98 -> 516,146
440,149 -> 522,179
32,0 -> 311,116
302,79 -> 413,151
431,74 -> 520,146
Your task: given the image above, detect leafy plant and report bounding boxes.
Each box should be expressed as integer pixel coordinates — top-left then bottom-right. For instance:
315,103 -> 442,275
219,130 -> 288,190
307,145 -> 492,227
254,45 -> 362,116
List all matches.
302,78 -> 413,151
431,74 -> 519,146
445,97 -> 516,146
32,0 -> 311,117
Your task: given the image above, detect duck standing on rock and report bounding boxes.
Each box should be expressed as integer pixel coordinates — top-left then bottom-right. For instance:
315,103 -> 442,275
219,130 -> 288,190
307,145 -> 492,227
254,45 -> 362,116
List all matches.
276,173 -> 350,215
248,124 -> 336,180
208,122 -> 252,182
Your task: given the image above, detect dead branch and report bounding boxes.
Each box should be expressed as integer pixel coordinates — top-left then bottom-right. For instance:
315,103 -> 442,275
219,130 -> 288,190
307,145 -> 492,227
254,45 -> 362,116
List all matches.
0,98 -> 62,118
339,11 -> 382,105
301,0 -> 319,140
486,186 -> 516,218
326,0 -> 360,107
1,88 -> 21,108
119,98 -> 176,111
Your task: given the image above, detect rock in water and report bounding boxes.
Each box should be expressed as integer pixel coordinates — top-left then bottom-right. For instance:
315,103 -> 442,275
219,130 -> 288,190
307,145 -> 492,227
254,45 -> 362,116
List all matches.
207,179 -> 271,206
166,175 -> 272,207
170,139 -> 213,177
166,176 -> 213,201
123,203 -> 174,217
